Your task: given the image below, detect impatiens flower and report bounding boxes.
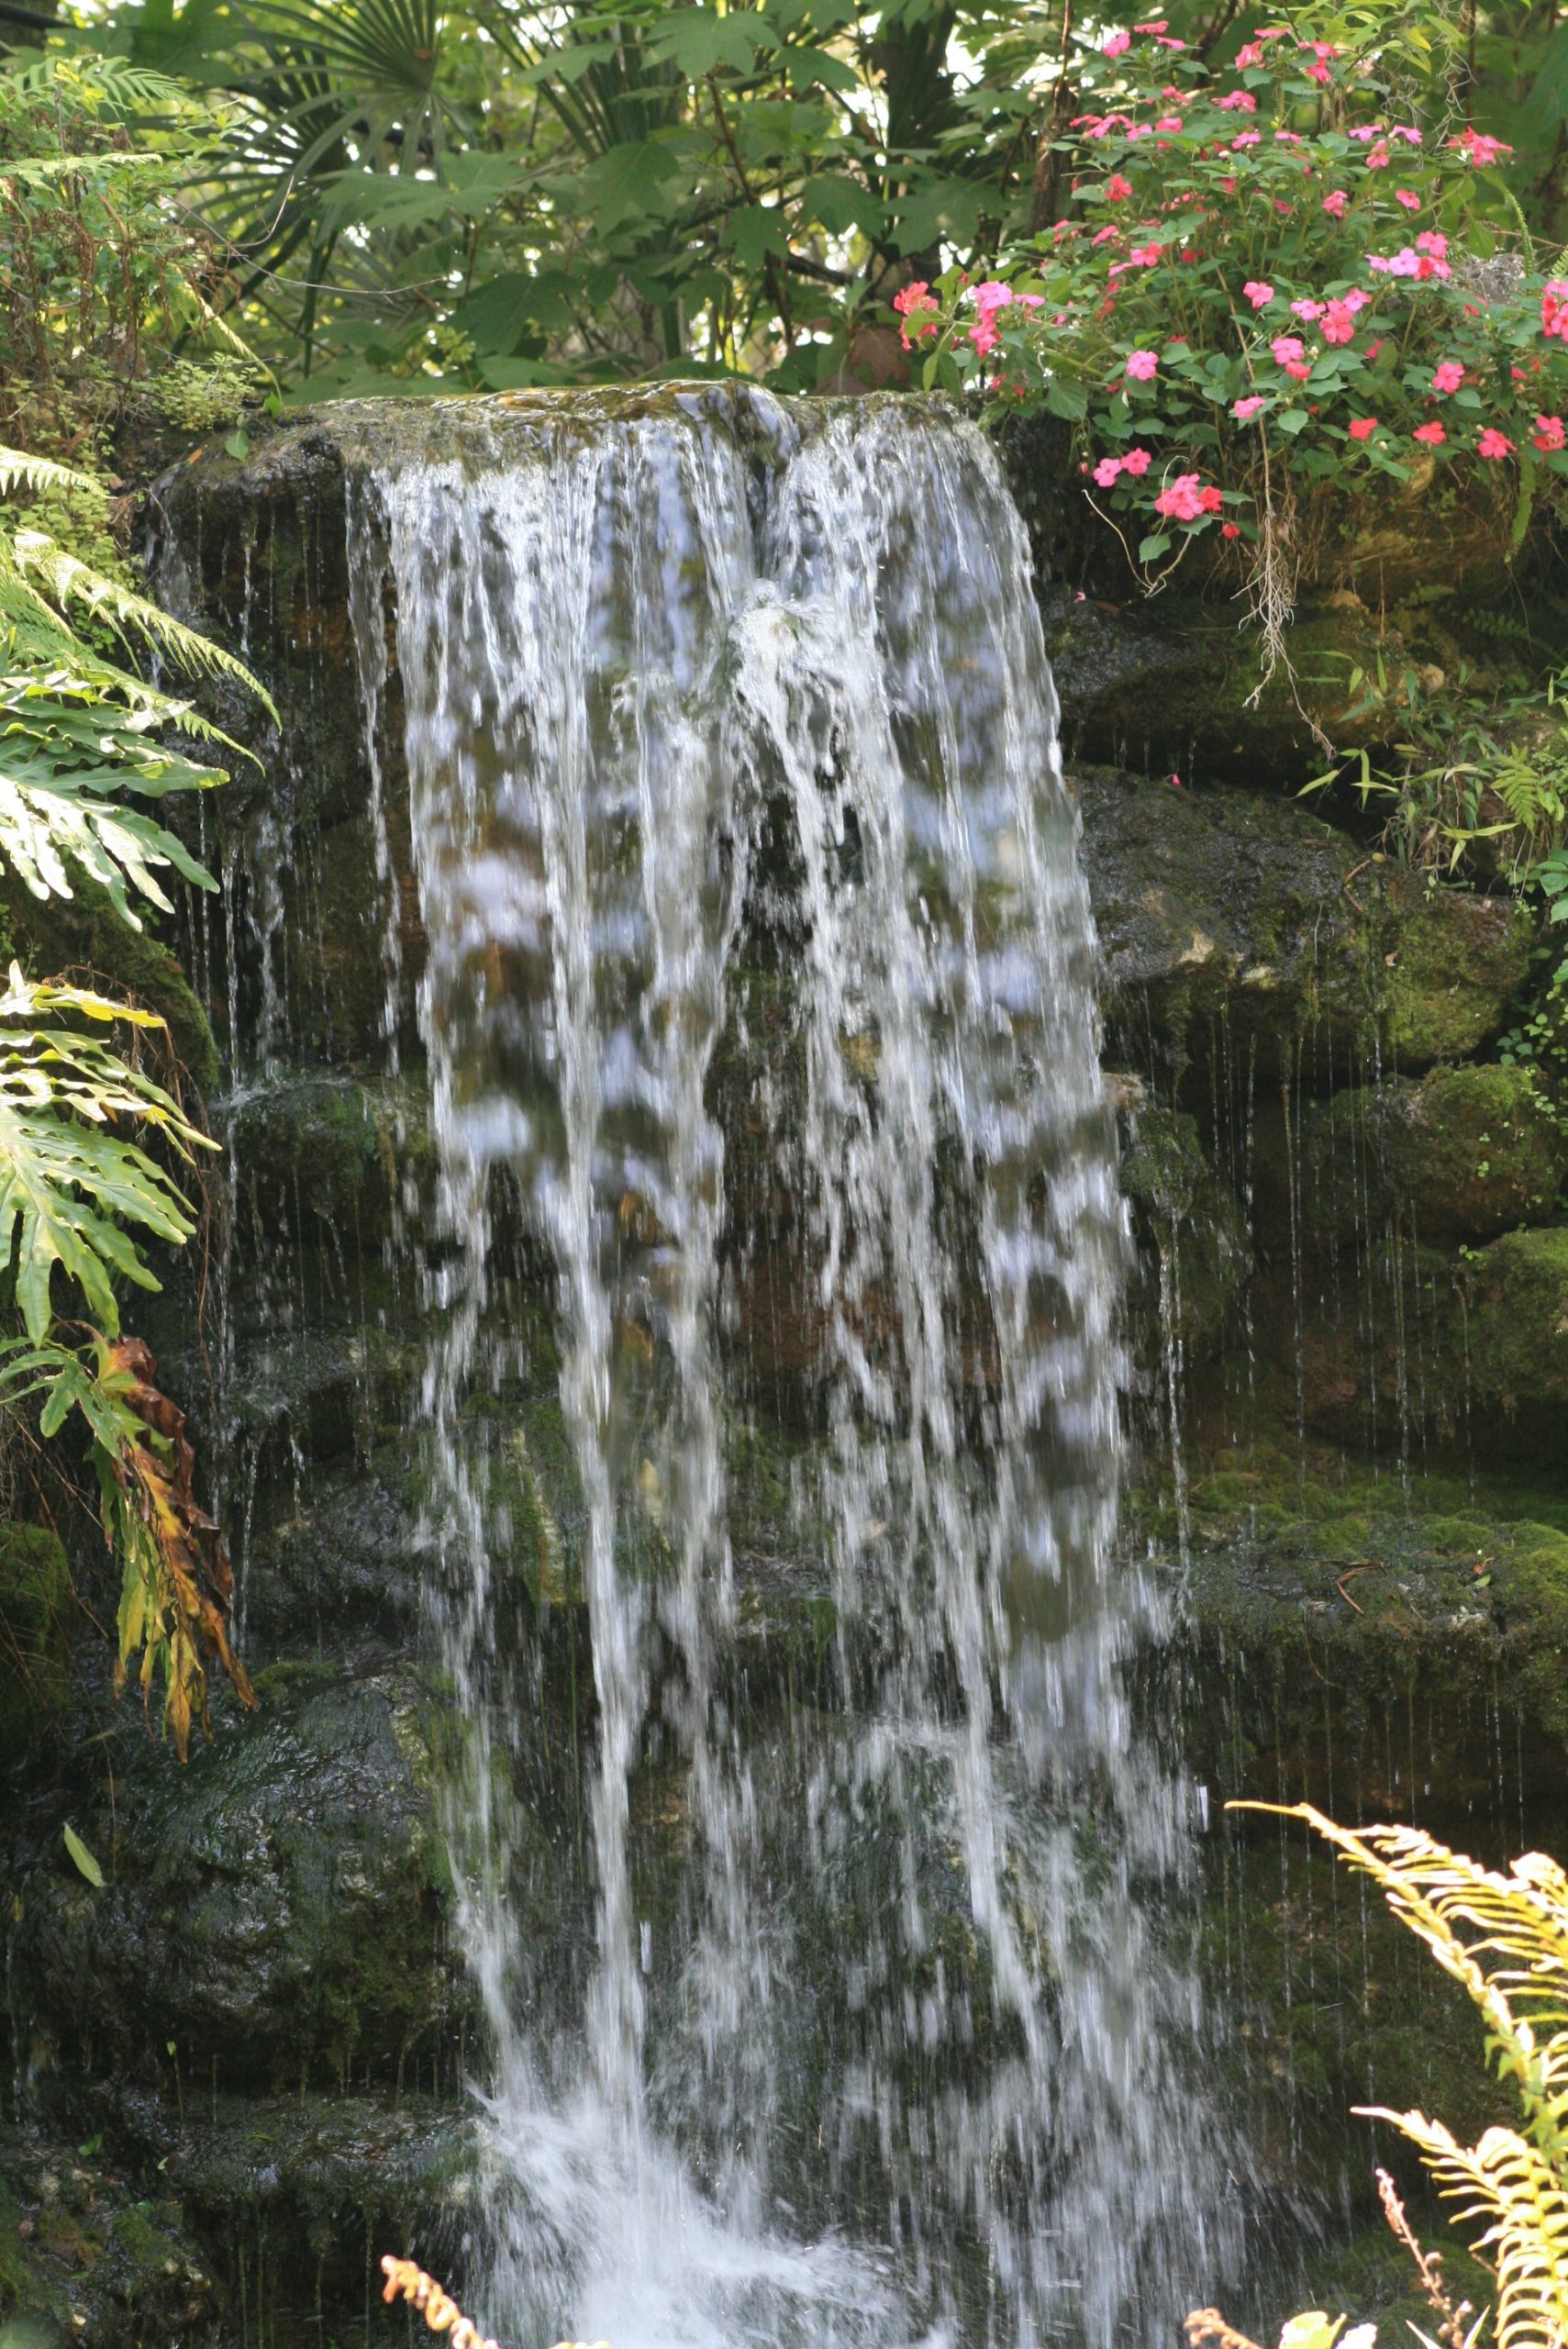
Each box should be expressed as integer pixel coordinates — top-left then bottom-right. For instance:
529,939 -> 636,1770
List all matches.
1478,427 -> 1516,458
1431,361 -> 1464,394
1120,446 -> 1152,474
1221,521 -> 1241,538
1129,242 -> 1163,265
1133,17 -> 1169,28
1413,421 -> 1445,444
1094,456 -> 1124,486
1367,245 -> 1451,280
1233,395 -> 1267,418
1541,282 -> 1568,340
969,321 -> 998,356
1103,28 -> 1131,54
1125,348 -> 1159,380
1270,334 -> 1306,367
1106,173 -> 1134,200
1216,89 -> 1257,110
1322,189 -> 1348,216
1448,128 -> 1512,165
972,280 -> 1013,316
1365,144 -> 1391,170
1340,286 -> 1370,311
1349,125 -> 1383,141
1273,128 -> 1303,143
1153,473 -> 1223,519
1231,130 -> 1262,148
1534,413 -> 1566,451
1395,188 -> 1420,210
1243,280 -> 1274,307
1155,116 -> 1184,131
1291,298 -> 1324,320
1347,417 -> 1377,440
1417,229 -> 1448,258
1283,360 -> 1310,378
1234,39 -> 1265,66
893,282 -> 940,346
1320,301 -> 1358,344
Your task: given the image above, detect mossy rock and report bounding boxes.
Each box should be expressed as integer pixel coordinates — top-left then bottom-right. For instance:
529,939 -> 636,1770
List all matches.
4,1664 -> 468,2094
227,1070 -> 434,1252
1461,1226 -> 1568,1423
0,2121 -> 221,2348
1282,1063 -> 1567,1251
0,1525 -> 71,1768
1074,765 -> 1529,1087
1118,1093 -> 1250,1361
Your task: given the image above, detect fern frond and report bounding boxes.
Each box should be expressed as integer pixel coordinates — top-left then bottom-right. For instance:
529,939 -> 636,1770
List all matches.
0,965 -> 212,1343
0,449 -> 103,504
1234,1805 -> 1568,2158
4,518 -> 275,710
1362,2112 -> 1568,2349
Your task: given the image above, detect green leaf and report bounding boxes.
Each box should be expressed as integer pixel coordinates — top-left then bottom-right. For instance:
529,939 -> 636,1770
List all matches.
802,173 -> 884,240
1275,409 -> 1311,436
1138,531 -> 1173,562
728,206 -> 789,267
1044,377 -> 1087,421
63,1822 -> 105,1888
650,7 -> 770,75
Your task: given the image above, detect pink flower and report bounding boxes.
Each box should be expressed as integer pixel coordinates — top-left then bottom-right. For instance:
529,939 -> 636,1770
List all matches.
1273,128 -> 1303,142
1321,301 -> 1358,345
1216,89 -> 1257,110
1221,521 -> 1241,538
1094,456 -> 1124,486
1340,286 -> 1370,311
1155,115 -> 1183,131
1349,126 -> 1382,142
893,281 -> 940,346
1395,188 -> 1420,210
1218,174 -> 1238,191
1368,245 -> 1451,281
1129,242 -> 1163,265
1230,131 -> 1261,148
1478,427 -> 1516,459
1234,39 -> 1265,66
1104,28 -> 1132,54
1106,173 -> 1134,200
1233,394 -> 1267,418
968,321 -> 998,357
1125,348 -> 1159,380
1269,334 -> 1306,366
1306,62 -> 1332,83
1153,473 -> 1222,520
1133,17 -> 1169,28
1448,128 -> 1512,165
1534,413 -> 1566,451
1347,417 -> 1377,440
1365,145 -> 1391,170
973,280 -> 1013,317
1322,189 -> 1348,217
1393,126 -> 1423,145
1283,360 -> 1311,379
1121,446 -> 1152,475
1413,421 -> 1446,445
1291,298 -> 1324,320
1541,282 -> 1568,340
1416,229 -> 1449,261
1243,280 -> 1274,307
1431,361 -> 1464,394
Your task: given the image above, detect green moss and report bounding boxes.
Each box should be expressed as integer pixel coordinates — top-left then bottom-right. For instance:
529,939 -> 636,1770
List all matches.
0,1523 -> 70,1765
1377,869 -> 1533,1069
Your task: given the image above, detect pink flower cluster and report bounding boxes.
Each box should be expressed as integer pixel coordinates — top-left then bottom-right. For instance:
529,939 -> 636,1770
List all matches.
1447,128 -> 1512,166
1153,473 -> 1224,519
1542,283 -> 1568,342
965,278 -> 1040,356
893,281 -> 940,349
1091,447 -> 1153,486
1366,231 -> 1450,281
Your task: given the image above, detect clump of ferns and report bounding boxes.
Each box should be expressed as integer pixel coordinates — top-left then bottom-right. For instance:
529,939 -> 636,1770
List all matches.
1194,1804 -> 1568,2349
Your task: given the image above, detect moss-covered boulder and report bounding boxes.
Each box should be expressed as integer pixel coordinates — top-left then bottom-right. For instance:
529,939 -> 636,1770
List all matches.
1117,1092 -> 1250,1361
1287,1064 -> 1566,1249
0,1526 -> 71,1768
0,871 -> 218,1100
5,1664 -> 465,2097
0,2121 -> 221,2349
1074,764 -> 1531,1086
1462,1226 -> 1568,1423
227,1072 -> 434,1253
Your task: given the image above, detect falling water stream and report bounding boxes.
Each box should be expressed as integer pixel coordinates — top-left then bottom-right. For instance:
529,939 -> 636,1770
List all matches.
338,385 -> 1234,2349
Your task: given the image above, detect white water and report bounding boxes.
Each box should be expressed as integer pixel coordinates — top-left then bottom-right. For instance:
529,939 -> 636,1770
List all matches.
343,384 -> 1235,2349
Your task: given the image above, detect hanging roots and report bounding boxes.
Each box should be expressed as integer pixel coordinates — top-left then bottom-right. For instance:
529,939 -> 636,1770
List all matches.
1186,2310 -> 1266,2349
1241,487 -> 1301,707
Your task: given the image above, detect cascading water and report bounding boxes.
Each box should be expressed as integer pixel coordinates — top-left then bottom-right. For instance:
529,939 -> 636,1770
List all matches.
341,384 -> 1237,2349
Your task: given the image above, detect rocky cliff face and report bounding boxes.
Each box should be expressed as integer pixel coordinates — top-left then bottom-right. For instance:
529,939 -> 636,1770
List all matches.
2,399 -> 1564,2347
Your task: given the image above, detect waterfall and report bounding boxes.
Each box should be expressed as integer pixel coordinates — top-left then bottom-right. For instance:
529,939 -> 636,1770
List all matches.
342,384 -> 1235,2349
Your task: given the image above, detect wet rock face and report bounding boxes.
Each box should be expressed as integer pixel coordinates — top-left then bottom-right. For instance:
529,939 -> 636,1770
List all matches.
1074,764 -> 1532,1085
9,1665 -> 467,2098
0,2121 -> 222,2349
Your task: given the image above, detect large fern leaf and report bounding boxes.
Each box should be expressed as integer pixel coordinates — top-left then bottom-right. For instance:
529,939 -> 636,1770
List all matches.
0,967 -> 213,1343
1361,2111 -> 1568,2349
1240,1804 -> 1568,2163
